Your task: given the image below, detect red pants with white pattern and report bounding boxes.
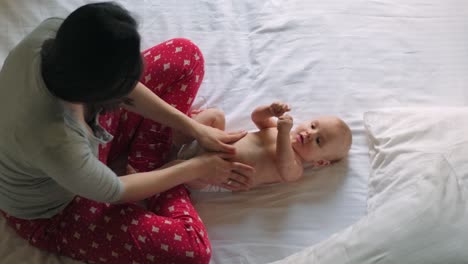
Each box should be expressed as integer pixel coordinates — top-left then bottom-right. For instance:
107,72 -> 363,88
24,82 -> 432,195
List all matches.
1,39 -> 210,264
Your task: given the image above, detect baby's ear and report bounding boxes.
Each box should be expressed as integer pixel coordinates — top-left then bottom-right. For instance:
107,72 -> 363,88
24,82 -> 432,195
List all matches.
311,159 -> 330,168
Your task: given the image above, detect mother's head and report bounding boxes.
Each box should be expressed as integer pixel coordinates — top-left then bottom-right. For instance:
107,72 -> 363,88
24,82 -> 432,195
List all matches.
41,2 -> 143,105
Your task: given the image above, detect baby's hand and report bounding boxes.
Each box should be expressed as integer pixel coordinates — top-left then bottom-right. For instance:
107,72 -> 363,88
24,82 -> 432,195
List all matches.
269,102 -> 291,117
277,114 -> 293,132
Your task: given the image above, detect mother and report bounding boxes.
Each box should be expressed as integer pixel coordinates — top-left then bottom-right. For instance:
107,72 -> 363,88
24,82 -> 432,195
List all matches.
0,2 -> 253,264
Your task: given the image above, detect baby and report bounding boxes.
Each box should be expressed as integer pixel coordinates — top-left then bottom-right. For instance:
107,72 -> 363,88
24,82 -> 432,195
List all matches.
174,102 -> 352,191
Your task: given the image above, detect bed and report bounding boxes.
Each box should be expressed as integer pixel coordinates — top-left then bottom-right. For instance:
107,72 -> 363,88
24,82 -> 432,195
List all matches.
1,0 -> 468,263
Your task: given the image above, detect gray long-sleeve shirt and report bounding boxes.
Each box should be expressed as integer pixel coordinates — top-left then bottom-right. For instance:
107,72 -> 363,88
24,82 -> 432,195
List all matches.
0,18 -> 123,219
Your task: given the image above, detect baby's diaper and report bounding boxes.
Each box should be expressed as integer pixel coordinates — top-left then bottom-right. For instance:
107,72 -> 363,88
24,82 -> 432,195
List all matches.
194,184 -> 231,192
177,140 -> 203,160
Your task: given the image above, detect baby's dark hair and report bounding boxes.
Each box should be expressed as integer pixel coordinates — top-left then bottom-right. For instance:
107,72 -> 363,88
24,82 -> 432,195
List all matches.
41,2 -> 143,104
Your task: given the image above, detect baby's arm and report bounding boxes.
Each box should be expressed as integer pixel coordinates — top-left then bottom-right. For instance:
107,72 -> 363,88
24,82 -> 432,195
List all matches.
251,102 -> 291,129
276,114 -> 304,182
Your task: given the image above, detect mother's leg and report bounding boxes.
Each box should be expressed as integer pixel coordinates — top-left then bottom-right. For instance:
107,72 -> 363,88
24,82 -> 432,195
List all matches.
80,39 -> 209,263
129,38 -> 205,172
99,38 -> 205,172
2,186 -> 211,264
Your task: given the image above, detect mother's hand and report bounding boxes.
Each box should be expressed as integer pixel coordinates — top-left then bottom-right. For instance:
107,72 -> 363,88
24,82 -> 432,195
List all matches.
194,152 -> 255,191
194,124 -> 247,154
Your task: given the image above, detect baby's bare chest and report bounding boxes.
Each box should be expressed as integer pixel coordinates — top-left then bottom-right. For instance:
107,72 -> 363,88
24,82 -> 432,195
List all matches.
233,129 -> 282,185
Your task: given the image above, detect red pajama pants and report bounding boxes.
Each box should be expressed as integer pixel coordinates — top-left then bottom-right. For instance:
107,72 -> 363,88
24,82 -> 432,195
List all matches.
2,39 -> 210,264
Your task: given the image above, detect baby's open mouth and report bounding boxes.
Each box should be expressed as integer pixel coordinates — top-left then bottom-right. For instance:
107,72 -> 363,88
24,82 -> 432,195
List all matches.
297,134 -> 304,144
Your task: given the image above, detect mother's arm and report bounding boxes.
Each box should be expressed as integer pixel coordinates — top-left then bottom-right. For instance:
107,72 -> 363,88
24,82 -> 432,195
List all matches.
118,152 -> 254,203
124,82 -> 246,154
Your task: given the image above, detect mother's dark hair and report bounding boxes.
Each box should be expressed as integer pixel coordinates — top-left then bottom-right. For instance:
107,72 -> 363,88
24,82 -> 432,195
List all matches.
41,2 -> 143,104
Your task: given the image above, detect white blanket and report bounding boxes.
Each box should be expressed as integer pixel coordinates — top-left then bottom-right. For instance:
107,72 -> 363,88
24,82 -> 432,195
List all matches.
1,1 -> 468,264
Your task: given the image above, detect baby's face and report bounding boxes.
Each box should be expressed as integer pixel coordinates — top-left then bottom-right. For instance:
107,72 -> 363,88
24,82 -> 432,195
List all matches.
290,116 -> 351,163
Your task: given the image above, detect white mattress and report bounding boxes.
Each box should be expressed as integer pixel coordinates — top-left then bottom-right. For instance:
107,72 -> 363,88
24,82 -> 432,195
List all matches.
1,1 -> 468,264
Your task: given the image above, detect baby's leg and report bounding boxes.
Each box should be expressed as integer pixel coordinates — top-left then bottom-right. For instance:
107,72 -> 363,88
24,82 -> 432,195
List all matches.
172,108 -> 226,147
193,108 -> 226,130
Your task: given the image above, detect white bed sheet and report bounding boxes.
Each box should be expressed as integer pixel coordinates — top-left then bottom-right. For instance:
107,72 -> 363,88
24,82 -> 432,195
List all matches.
1,1 -> 468,264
